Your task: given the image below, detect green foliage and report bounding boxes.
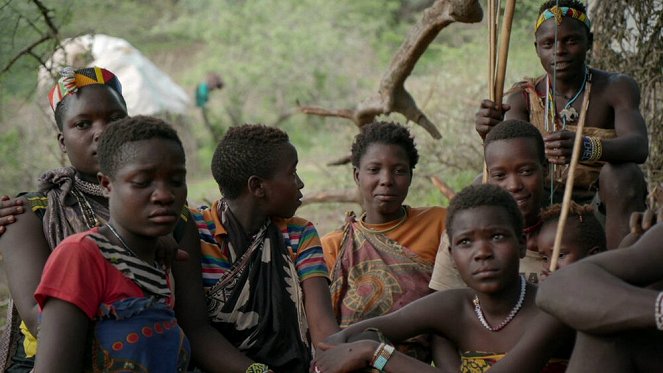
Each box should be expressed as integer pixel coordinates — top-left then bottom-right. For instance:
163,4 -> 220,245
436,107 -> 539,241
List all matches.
0,0 -> 548,233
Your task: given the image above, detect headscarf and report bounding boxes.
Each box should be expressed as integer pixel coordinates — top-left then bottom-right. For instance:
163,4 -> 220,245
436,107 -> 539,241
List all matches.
535,5 -> 591,32
48,66 -> 123,112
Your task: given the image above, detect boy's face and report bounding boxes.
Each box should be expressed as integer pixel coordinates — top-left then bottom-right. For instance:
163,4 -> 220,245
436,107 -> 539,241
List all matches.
58,85 -> 128,179
538,220 -> 585,272
485,138 -> 545,226
534,17 -> 590,80
354,143 -> 412,222
450,206 -> 525,294
262,142 -> 304,219
103,138 -> 187,238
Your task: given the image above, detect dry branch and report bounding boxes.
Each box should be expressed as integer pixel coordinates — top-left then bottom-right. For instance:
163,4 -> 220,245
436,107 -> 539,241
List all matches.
430,175 -> 456,200
300,0 -> 483,139
327,154 -> 352,166
301,189 -> 359,206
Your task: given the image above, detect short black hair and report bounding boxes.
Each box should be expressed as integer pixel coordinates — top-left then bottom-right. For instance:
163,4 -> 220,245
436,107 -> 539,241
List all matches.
446,184 -> 523,240
54,85 -> 128,131
98,115 -> 183,178
351,121 -> 419,170
539,202 -> 606,254
485,119 -> 546,165
211,124 -> 290,199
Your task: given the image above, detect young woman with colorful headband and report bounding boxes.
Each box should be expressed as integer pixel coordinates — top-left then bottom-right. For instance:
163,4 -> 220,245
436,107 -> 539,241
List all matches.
0,66 -> 128,371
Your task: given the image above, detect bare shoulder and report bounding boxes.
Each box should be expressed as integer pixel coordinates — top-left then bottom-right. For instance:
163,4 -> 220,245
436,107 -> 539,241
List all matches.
424,288 -> 472,315
0,195 -> 46,249
592,68 -> 640,99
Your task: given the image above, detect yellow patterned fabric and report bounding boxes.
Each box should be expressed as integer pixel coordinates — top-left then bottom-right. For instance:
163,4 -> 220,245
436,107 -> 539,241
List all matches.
461,352 -> 505,373
461,351 -> 568,373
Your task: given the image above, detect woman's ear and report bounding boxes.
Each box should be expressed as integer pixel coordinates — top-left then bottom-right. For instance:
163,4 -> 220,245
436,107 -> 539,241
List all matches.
248,175 -> 265,198
57,132 -> 66,153
587,245 -> 601,257
353,167 -> 360,185
98,172 -> 111,198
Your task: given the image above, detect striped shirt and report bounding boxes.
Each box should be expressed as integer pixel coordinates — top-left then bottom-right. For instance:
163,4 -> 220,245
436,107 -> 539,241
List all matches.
190,201 -> 329,289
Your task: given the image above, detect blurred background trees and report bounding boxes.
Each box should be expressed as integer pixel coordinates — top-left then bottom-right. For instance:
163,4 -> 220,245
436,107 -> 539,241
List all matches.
1,0 -> 659,233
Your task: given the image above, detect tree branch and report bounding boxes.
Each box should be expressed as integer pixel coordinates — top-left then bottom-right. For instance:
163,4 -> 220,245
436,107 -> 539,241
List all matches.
300,0 -> 483,139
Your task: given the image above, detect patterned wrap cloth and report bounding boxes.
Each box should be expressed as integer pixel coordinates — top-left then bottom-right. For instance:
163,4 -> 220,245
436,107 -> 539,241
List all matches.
191,200 -> 312,372
461,351 -> 568,373
48,66 -> 123,112
34,230 -> 190,371
329,211 -> 435,364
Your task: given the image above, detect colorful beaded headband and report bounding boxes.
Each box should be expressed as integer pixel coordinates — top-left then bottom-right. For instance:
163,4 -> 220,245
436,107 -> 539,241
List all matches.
48,66 -> 123,112
535,5 -> 591,32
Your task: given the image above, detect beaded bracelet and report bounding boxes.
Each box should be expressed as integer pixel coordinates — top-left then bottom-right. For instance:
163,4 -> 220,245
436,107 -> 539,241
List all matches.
655,292 -> 663,331
246,362 -> 271,373
581,136 -> 603,162
581,136 -> 593,161
591,136 -> 603,161
371,343 -> 395,371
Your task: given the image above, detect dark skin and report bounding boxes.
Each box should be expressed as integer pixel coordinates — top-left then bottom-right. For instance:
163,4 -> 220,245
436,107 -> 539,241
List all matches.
537,208 -> 663,334
536,209 -> 663,372
354,143 -> 413,224
0,195 -> 23,235
314,206 -> 572,373
475,16 -> 648,250
537,219 -> 601,280
35,138 -> 188,372
173,142 -> 339,372
0,85 -> 127,336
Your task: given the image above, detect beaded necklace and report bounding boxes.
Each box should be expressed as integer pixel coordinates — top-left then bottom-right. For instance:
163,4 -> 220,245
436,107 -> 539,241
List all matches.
545,66 -> 589,129
357,206 -> 408,234
473,275 -> 526,332
71,187 -> 99,229
74,174 -> 105,197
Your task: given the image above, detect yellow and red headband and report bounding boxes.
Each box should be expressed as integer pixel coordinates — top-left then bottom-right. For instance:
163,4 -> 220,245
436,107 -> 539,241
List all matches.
535,5 -> 591,32
48,66 -> 123,112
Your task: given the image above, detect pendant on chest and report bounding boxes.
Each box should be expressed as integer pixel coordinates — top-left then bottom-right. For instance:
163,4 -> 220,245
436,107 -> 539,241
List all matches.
559,106 -> 579,123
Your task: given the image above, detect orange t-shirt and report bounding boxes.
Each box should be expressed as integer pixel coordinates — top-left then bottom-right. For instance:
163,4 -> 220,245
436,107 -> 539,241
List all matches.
322,206 -> 447,271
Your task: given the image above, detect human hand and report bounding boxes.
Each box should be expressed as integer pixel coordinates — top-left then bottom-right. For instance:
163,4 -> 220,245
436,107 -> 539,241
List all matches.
155,235 -> 189,268
618,208 -> 663,248
0,195 -> 25,235
475,100 -> 510,141
311,340 -> 376,373
544,130 -> 575,165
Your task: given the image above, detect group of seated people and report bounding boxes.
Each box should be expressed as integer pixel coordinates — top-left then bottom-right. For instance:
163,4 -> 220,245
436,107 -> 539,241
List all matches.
0,1 -> 661,372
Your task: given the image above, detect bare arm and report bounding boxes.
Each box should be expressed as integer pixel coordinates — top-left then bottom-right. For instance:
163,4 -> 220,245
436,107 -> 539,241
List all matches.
325,291 -> 457,347
34,298 -> 89,373
0,195 -> 25,235
172,215 -> 253,373
487,311 -> 574,373
314,339 -> 444,373
537,223 -> 663,334
431,334 -> 460,373
475,89 -> 528,141
601,74 -> 648,163
302,277 -> 340,347
0,196 -> 50,335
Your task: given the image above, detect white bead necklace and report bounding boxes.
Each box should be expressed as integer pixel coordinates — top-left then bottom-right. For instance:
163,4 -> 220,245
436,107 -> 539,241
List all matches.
473,275 -> 526,332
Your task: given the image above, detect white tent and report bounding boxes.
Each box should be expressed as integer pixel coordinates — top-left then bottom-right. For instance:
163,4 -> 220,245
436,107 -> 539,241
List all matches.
39,34 -> 190,116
